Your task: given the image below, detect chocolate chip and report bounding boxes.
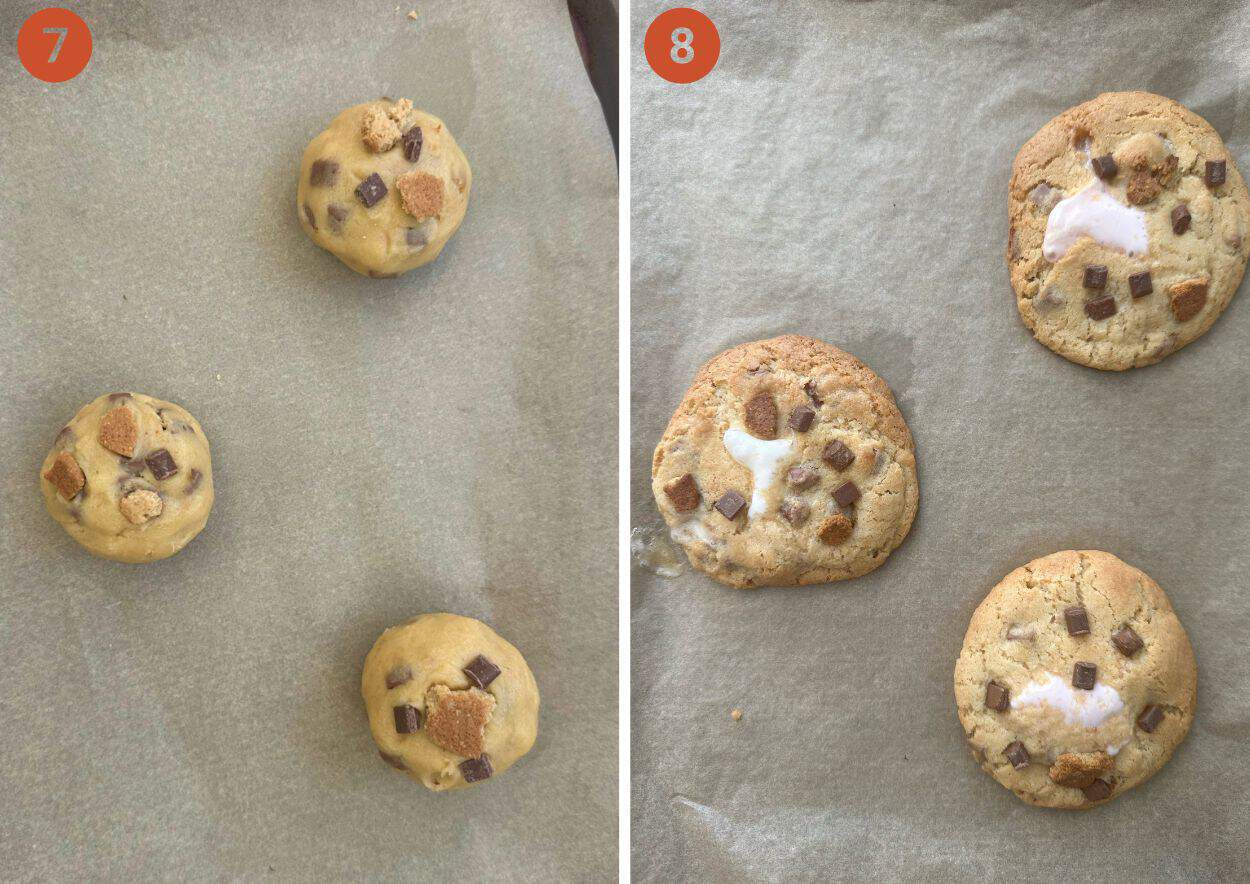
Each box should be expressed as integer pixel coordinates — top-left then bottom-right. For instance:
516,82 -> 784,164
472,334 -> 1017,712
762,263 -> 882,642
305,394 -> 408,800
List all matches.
1004,741 -> 1030,770
1205,159 -> 1226,187
1112,626 -> 1143,657
744,392 -> 777,439
985,681 -> 1009,712
1083,265 -> 1108,290
1082,779 -> 1113,801
378,750 -> 407,771
405,227 -> 427,248
303,204 -> 317,230
1072,662 -> 1097,690
327,203 -> 348,233
463,655 -> 501,689
1064,605 -> 1090,636
663,473 -> 700,513
817,513 -> 853,545
823,440 -> 855,472
393,704 -> 421,733
1171,203 -> 1191,234
1084,296 -> 1117,321
310,159 -> 339,187
779,498 -> 810,527
1136,704 -> 1164,733
1091,154 -> 1118,180
714,491 -> 746,521
401,126 -> 423,163
144,449 -> 178,481
788,404 -> 815,432
355,173 -> 388,208
803,380 -> 822,406
1128,271 -> 1153,298
459,754 -> 493,783
385,665 -> 413,689
832,481 -> 861,507
786,465 -> 818,490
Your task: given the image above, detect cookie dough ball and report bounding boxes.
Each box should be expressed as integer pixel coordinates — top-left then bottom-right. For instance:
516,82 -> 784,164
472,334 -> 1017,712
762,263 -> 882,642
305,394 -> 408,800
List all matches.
1009,91 -> 1250,370
362,613 -> 539,791
40,392 -> 214,563
954,550 -> 1197,809
651,335 -> 919,588
297,98 -> 471,278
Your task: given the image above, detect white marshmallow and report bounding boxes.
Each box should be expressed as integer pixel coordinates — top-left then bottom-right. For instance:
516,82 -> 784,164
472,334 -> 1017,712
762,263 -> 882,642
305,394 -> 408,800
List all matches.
722,427 -> 794,520
1042,181 -> 1148,261
1014,672 -> 1125,729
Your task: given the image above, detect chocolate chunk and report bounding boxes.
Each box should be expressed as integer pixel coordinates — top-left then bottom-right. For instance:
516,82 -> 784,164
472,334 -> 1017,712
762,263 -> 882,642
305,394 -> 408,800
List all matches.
1083,265 -> 1108,290
309,159 -> 339,187
803,379 -> 822,406
1004,741 -> 1030,770
817,513 -> 853,545
1128,271 -> 1153,298
303,204 -> 317,230
1063,605 -> 1091,636
327,204 -> 348,234
714,491 -> 746,521
1091,154 -> 1118,180
121,457 -> 146,475
459,754 -> 493,783
185,468 -> 202,494
1171,203 -> 1191,234
1136,704 -> 1165,733
788,404 -> 815,432
463,655 -> 501,689
663,474 -> 701,512
1169,277 -> 1208,322
405,227 -> 427,248
985,681 -> 1009,712
822,440 -> 855,472
355,173 -> 388,208
744,392 -> 777,439
144,449 -> 178,481
832,480 -> 861,507
1084,296 -> 1117,321
1112,626 -> 1143,657
107,392 -> 130,402
43,452 -> 85,500
1082,779 -> 1113,802
1072,661 -> 1097,690
401,126 -> 423,163
393,704 -> 422,733
378,750 -> 407,771
779,498 -> 810,527
786,465 -> 818,490
1205,159 -> 1226,187
385,665 -> 413,689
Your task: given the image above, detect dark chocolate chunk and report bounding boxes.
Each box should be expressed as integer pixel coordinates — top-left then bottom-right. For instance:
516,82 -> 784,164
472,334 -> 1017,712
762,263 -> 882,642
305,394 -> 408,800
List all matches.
744,392 -> 777,439
823,440 -> 855,472
378,750 -> 407,771
985,681 -> 1009,712
144,449 -> 178,481
121,457 -> 147,476
803,380 -> 822,406
327,204 -> 348,233
459,754 -> 493,783
778,498 -> 810,527
463,655 -> 501,689
1082,779 -> 1112,801
303,204 -> 317,230
1083,265 -> 1108,290
1063,605 -> 1090,636
1072,662 -> 1097,690
786,465 -> 818,490
664,473 -> 701,513
393,704 -> 422,733
1091,154 -> 1118,180
714,491 -> 746,521
832,480 -> 861,508
356,173 -> 388,208
406,227 -> 427,248
1205,159 -> 1226,187
309,159 -> 339,187
1112,626 -> 1143,657
1004,741 -> 1030,770
1128,271 -> 1153,298
1171,203 -> 1191,234
401,126 -> 423,163
1136,704 -> 1164,733
385,665 -> 413,689
1084,296 -> 1117,321
788,404 -> 815,432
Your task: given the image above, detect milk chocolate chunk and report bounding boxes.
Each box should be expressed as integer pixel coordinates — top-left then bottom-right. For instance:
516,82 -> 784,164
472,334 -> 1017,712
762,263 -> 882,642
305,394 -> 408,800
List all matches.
786,465 -> 818,490
1136,704 -> 1165,733
1064,605 -> 1091,636
385,665 -> 413,689
327,203 -> 348,233
822,440 -> 855,471
744,392 -> 777,439
459,755 -> 493,783
309,158 -> 339,187
1083,265 -> 1108,290
43,452 -> 85,499
355,172 -> 388,208
803,379 -> 822,406
185,468 -> 203,494
401,126 -> 423,163
99,407 -> 138,457
1091,154 -> 1118,180
1004,741 -> 1030,770
1072,661 -> 1097,690
1112,625 -> 1143,657
788,404 -> 815,432
663,474 -> 701,513
714,491 -> 746,521
121,457 -> 147,475
985,681 -> 1009,712
817,513 -> 853,545
1084,296 -> 1117,321
1169,277 -> 1208,322
144,449 -> 178,480
463,655 -> 501,689
405,227 -> 427,248
303,205 -> 317,230
779,498 -> 810,527
1082,779 -> 1113,801
1128,271 -> 1153,298
1205,159 -> 1226,187
832,480 -> 861,507
1171,203 -> 1191,234
378,750 -> 407,771
393,704 -> 422,734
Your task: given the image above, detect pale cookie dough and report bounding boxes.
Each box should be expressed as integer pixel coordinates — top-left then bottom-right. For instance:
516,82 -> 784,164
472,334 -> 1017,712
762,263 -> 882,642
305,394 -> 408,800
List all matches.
1008,91 -> 1250,370
39,392 -> 214,563
954,550 -> 1197,809
651,335 -> 919,588
297,98 -> 471,278
361,613 -> 539,791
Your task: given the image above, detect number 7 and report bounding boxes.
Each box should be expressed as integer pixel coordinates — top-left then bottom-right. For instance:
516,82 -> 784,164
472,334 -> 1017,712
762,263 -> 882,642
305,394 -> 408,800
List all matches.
42,27 -> 67,63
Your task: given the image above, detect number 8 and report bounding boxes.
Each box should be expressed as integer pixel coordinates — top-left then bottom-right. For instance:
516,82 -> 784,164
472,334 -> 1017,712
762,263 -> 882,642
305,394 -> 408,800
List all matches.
670,27 -> 694,64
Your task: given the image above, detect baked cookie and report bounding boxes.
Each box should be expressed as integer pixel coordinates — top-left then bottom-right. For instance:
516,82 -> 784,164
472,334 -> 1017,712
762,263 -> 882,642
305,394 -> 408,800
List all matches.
361,613 -> 539,791
651,335 -> 919,588
954,550 -> 1196,809
1008,91 -> 1250,370
39,392 -> 214,563
297,98 -> 471,278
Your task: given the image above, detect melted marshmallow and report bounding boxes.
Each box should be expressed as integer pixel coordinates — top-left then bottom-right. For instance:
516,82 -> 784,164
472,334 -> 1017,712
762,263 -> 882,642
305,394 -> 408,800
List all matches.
722,427 -> 794,519
1042,181 -> 1148,261
1013,672 -> 1125,729
671,520 -> 716,547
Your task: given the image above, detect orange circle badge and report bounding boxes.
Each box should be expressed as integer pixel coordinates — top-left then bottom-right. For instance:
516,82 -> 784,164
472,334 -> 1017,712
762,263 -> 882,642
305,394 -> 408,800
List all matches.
644,8 -> 719,84
17,8 -> 92,83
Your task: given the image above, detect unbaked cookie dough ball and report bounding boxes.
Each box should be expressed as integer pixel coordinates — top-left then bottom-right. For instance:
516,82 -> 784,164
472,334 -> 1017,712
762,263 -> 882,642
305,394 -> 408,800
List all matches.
297,98 -> 471,278
362,613 -> 539,791
40,392 -> 214,563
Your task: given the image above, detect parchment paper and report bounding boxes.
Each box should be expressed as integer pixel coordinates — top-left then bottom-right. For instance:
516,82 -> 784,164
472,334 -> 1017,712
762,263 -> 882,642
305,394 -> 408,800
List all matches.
0,1 -> 616,879
631,2 -> 1249,880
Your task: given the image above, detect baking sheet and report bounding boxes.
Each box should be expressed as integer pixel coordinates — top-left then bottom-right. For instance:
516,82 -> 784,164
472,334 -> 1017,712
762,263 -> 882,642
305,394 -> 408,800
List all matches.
0,1 -> 617,879
630,2 -> 1249,880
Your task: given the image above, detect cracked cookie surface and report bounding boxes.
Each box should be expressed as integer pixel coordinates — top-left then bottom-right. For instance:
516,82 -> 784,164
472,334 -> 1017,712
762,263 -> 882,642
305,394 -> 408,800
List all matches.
954,550 -> 1197,809
651,335 -> 919,588
1008,91 -> 1250,370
